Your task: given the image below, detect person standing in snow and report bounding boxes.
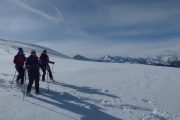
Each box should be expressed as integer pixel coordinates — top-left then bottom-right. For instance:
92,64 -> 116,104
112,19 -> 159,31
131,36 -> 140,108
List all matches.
26,50 -> 40,95
13,48 -> 26,84
39,50 -> 55,81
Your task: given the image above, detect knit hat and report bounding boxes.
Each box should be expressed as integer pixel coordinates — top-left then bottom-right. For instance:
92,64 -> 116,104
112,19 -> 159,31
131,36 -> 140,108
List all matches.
43,49 -> 47,53
31,50 -> 36,54
18,48 -> 24,54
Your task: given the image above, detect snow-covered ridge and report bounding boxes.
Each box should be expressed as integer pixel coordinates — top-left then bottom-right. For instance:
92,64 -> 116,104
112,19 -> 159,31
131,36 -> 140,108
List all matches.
74,54 -> 180,67
0,39 -> 71,58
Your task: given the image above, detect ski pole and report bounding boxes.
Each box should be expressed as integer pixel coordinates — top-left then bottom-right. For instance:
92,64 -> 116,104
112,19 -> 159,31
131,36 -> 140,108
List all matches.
11,70 -> 17,87
47,68 -> 50,92
51,64 -> 54,73
23,69 -> 27,100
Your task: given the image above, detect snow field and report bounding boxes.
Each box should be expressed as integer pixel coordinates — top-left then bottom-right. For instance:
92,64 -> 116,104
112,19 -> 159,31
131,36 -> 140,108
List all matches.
0,56 -> 180,120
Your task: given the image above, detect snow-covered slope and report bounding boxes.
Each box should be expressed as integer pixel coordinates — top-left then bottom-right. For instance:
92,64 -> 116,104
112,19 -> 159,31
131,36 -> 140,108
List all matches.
0,39 -> 71,58
0,41 -> 180,120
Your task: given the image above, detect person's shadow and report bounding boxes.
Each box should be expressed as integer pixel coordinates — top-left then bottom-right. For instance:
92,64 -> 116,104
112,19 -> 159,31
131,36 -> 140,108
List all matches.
50,81 -> 119,99
26,87 -> 122,120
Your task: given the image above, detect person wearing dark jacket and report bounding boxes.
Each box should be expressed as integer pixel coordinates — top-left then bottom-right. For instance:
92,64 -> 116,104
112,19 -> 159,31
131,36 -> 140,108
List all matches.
26,50 -> 40,95
39,50 -> 54,81
13,48 -> 26,84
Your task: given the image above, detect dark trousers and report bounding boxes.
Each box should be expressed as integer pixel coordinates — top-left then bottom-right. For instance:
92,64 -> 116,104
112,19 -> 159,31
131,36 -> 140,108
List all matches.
27,72 -> 40,93
16,67 -> 25,84
41,65 -> 53,81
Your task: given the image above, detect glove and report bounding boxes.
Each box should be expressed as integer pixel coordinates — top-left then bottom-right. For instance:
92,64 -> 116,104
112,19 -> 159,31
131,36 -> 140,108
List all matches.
23,66 -> 29,70
15,65 -> 18,69
23,66 -> 26,70
49,61 -> 55,64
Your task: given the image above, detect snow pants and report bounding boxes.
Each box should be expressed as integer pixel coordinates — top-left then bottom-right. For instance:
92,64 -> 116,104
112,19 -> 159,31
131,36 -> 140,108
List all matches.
16,66 -> 25,84
27,71 -> 40,93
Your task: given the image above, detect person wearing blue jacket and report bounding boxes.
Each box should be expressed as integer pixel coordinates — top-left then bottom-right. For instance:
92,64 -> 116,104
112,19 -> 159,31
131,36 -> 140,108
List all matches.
25,50 -> 40,95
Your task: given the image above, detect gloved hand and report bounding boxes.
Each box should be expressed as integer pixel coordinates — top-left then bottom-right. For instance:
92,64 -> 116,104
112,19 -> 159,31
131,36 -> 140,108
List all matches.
49,61 -> 55,64
15,65 -> 18,69
23,66 -> 26,70
23,66 -> 28,70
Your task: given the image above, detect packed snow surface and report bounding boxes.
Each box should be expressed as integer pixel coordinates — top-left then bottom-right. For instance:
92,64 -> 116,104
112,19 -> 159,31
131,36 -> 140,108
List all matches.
0,42 -> 180,120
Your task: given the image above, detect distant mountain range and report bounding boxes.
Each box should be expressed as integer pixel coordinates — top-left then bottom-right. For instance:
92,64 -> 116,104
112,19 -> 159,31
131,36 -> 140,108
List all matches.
1,38 -> 179,68
73,54 -> 180,68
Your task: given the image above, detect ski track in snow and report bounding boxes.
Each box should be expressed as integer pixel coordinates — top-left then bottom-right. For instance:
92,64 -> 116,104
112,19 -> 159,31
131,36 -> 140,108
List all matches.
0,72 -> 179,120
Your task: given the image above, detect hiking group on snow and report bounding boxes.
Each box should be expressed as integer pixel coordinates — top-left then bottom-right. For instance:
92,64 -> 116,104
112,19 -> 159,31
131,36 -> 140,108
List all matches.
13,48 -> 55,95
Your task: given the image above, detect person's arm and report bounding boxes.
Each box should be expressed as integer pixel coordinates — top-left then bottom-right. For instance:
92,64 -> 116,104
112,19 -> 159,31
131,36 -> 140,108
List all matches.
47,55 -> 55,64
23,55 -> 26,63
48,61 -> 55,64
13,55 -> 17,64
39,55 -> 42,61
25,57 -> 29,68
37,57 -> 40,65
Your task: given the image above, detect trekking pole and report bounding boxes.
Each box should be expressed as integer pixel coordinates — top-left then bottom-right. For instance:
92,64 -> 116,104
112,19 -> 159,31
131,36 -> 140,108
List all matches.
11,70 -> 17,87
51,64 -> 54,73
47,68 -> 50,92
23,69 -> 27,100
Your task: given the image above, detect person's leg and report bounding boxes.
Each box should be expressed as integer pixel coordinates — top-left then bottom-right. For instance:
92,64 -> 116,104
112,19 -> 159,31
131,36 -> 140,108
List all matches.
47,65 -> 53,80
19,68 -> 25,84
41,67 -> 46,81
16,67 -> 21,83
35,74 -> 40,94
27,73 -> 34,93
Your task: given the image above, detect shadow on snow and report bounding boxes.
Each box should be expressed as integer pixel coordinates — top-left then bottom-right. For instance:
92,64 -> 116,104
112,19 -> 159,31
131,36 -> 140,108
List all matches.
26,86 -> 122,120
50,81 -> 119,99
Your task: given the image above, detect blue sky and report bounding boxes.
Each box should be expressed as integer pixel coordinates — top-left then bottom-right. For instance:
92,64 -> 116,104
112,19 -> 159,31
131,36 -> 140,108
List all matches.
0,0 -> 180,57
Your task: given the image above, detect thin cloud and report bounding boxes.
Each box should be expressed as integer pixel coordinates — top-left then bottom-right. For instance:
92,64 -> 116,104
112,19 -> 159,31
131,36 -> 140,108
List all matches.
14,0 -> 64,24
46,0 -> 65,22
